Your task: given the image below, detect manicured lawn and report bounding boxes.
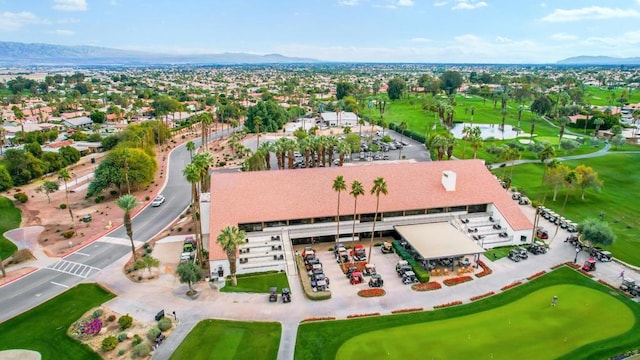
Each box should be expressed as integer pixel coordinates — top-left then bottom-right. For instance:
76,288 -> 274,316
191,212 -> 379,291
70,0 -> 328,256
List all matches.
583,86 -> 640,107
0,195 -> 21,260
170,319 -> 281,360
295,267 -> 640,360
220,271 -> 290,293
500,153 -> 640,266
0,283 -> 115,359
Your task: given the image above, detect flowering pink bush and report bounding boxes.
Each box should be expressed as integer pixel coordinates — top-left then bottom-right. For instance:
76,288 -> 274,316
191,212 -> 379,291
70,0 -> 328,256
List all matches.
82,318 -> 102,336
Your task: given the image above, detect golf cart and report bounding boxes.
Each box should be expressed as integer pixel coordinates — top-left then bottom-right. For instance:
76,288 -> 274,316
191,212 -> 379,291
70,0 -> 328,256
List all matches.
512,192 -> 522,200
368,274 -> 384,287
281,288 -> 292,303
508,249 -> 521,262
183,236 -> 196,253
565,235 -> 582,248
536,227 -> 549,240
349,271 -> 364,285
308,263 -> 324,277
305,257 -> 321,271
345,265 -> 358,278
381,241 -> 394,254
363,263 -> 377,276
457,257 -> 471,267
269,287 -> 278,302
518,196 -> 531,205
620,278 -> 640,297
402,271 -> 419,284
528,241 -> 547,255
590,247 -> 612,262
517,246 -> 529,260
396,260 -> 412,276
335,247 -> 350,263
351,244 -> 367,262
582,257 -> 597,272
302,249 -> 316,263
311,274 -> 329,291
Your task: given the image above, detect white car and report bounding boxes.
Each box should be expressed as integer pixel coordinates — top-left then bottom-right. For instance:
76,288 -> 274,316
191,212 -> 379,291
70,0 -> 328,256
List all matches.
151,195 -> 165,207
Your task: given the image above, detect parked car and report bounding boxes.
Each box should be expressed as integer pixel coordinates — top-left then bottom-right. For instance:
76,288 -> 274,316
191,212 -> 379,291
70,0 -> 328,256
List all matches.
508,249 -> 521,262
590,247 -> 612,262
151,195 -> 166,207
536,227 -> 549,239
402,271 -> 419,284
511,192 -> 522,200
269,287 -> 278,302
281,288 -> 292,303
518,197 -> 531,205
368,274 -> 384,287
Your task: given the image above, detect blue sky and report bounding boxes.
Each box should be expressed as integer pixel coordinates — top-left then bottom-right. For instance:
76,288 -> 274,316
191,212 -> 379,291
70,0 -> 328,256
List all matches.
1,0 -> 640,63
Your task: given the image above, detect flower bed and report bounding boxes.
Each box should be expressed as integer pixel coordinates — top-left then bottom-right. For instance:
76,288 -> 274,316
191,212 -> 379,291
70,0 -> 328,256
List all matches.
357,288 -> 386,298
411,281 -> 441,292
340,262 -> 367,274
565,261 -> 581,269
578,269 -> 595,278
391,307 -> 424,314
475,261 -> 492,278
443,276 -> 473,287
434,301 -> 462,309
550,263 -> 566,270
501,281 -> 522,291
470,291 -> 495,301
301,317 -> 336,323
347,312 -> 380,319
527,270 -> 547,280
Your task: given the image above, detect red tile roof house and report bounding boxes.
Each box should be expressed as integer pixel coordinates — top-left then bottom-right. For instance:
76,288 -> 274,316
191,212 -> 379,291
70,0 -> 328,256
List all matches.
205,160 -> 533,278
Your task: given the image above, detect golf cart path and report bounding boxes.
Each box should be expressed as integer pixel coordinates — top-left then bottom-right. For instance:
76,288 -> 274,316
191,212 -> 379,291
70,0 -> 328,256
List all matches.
488,142 -> 613,169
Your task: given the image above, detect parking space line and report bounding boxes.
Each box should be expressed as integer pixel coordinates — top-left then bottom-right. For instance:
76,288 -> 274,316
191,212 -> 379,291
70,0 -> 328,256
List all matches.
50,281 -> 69,288
75,251 -> 91,257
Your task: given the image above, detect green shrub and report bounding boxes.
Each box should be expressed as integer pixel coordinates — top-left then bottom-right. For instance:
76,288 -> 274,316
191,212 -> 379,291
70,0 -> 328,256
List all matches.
132,343 -> 150,358
117,332 -> 128,342
117,349 -> 125,356
106,314 -> 116,322
94,195 -> 105,203
392,240 -> 430,283
101,336 -> 118,351
118,314 -> 133,330
134,260 -> 146,270
13,192 -> 28,203
59,203 -> 67,209
92,309 -> 103,318
132,334 -> 142,346
61,230 -> 75,239
146,327 -> 161,341
158,317 -> 172,331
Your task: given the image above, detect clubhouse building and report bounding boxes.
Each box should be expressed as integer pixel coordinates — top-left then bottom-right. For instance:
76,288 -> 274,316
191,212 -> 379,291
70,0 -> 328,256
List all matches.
205,160 -> 533,278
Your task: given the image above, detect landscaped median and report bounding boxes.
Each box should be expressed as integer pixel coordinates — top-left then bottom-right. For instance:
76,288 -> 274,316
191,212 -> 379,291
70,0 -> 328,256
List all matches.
295,255 -> 331,300
220,270 -> 289,293
392,240 -> 430,282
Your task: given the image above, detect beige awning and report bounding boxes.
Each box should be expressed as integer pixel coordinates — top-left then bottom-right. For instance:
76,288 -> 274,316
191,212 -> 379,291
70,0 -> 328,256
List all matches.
395,222 -> 486,259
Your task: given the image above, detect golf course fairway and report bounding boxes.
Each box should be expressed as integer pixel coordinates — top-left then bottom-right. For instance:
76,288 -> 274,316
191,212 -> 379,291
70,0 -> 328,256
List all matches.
336,285 -> 633,359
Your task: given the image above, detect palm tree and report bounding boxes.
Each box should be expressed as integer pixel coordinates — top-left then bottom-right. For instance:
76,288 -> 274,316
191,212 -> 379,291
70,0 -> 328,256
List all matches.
583,104 -> 592,134
398,121 -> 408,160
430,134 -> 448,161
368,177 -> 388,263
558,116 -> 570,142
461,125 -> 474,160
200,112 -> 213,150
562,171 -> 578,210
500,108 -> 507,140
254,116 -> 263,150
116,194 -> 138,263
469,127 -> 483,159
337,140 -> 351,166
258,141 -> 274,170
593,118 -> 605,135
350,180 -> 365,248
58,169 -> 76,232
186,140 -> 195,161
216,226 -> 246,286
445,136 -> 456,160
332,175 -> 347,242
183,163 -> 203,264
517,105 -> 523,127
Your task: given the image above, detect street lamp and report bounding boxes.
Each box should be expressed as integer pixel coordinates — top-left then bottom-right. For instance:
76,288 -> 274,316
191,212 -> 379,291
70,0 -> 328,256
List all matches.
574,246 -> 580,264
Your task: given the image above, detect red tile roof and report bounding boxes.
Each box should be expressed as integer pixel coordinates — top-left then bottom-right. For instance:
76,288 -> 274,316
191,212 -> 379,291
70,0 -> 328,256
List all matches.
208,160 -> 532,260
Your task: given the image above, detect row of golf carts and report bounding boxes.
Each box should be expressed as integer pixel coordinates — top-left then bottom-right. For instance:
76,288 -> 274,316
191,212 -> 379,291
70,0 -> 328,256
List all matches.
566,235 -> 612,262
302,246 -> 330,292
537,207 -> 578,233
620,278 -> 640,297
335,243 -> 384,287
269,287 -> 291,303
508,242 -> 548,262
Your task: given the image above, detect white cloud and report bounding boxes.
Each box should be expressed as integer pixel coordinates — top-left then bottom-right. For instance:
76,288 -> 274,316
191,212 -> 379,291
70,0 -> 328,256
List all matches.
452,0 -> 488,10
551,33 -> 577,41
52,0 -> 88,11
0,11 -> 42,31
433,1 -> 448,6
338,0 -> 359,5
495,36 -> 512,43
410,37 -> 431,42
541,6 -> 640,22
53,29 -> 75,36
397,0 -> 414,6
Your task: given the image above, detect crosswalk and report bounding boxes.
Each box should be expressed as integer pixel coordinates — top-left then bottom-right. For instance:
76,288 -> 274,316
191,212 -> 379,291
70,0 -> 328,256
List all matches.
46,260 -> 101,279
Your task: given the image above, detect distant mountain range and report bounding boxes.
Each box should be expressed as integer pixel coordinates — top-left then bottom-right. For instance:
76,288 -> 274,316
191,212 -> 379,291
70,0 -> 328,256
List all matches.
0,41 -> 318,66
556,56 -> 640,65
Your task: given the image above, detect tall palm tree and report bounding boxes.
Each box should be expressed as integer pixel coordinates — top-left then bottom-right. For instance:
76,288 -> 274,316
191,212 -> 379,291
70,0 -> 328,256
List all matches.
593,118 -> 605,135
116,194 -> 138,263
398,121 -> 408,160
500,108 -> 507,140
258,141 -> 274,170
186,140 -> 195,161
337,140 -> 351,166
558,116 -> 570,142
58,169 -> 76,232
332,175 -> 347,242
368,177 -> 388,263
254,116 -> 263,150
200,112 -> 213,150
216,226 -> 246,286
430,134 -> 448,161
461,125 -> 474,160
350,180 -> 365,248
469,127 -> 483,159
183,163 -> 203,264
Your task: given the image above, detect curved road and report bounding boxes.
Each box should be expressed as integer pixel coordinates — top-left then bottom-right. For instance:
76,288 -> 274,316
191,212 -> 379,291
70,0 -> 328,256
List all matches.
0,129 -> 232,323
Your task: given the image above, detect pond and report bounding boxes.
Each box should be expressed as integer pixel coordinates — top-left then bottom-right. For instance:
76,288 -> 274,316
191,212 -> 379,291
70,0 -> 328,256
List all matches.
451,122 -> 521,140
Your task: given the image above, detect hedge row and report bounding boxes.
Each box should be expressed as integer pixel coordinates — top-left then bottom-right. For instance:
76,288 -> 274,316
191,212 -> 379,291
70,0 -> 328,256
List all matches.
389,122 -> 426,144
294,256 -> 331,301
392,240 -> 430,283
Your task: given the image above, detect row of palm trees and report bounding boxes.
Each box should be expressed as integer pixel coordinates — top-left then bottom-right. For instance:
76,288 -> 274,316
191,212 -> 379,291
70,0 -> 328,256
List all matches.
332,175 -> 388,264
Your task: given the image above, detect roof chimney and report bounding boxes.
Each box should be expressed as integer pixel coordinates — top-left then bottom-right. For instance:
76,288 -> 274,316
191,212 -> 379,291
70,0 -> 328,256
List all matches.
442,170 -> 456,191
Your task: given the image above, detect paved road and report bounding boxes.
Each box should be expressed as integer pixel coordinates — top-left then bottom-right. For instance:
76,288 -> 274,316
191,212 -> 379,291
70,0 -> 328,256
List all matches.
0,128 -> 233,323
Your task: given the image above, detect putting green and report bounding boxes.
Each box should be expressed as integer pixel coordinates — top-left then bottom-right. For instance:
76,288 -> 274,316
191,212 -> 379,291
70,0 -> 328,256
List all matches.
336,285 -> 633,359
